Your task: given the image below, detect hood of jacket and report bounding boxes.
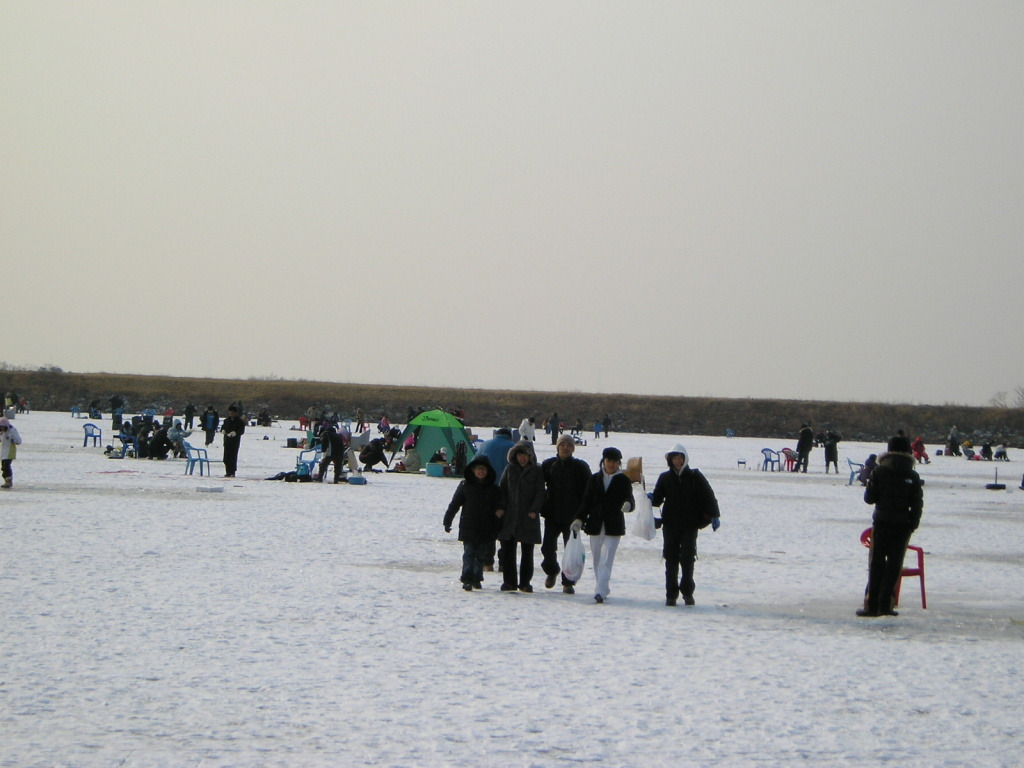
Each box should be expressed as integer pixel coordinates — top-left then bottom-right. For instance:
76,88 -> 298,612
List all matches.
665,443 -> 689,471
877,450 -> 916,473
506,440 -> 537,467
464,455 -> 497,484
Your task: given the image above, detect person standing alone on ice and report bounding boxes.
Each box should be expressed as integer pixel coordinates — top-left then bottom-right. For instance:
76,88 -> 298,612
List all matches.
650,444 -> 720,606
572,447 -> 635,604
0,416 -> 23,489
857,434 -> 923,617
220,405 -> 245,478
795,423 -> 814,472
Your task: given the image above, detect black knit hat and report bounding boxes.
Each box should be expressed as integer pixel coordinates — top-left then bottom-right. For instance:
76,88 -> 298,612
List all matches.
888,435 -> 912,454
602,447 -> 623,462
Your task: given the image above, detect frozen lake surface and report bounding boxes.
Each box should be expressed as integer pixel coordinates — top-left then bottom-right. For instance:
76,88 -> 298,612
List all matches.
2,411 -> 1022,767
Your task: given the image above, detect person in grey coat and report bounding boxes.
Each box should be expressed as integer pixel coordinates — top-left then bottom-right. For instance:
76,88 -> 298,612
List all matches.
497,441 -> 546,592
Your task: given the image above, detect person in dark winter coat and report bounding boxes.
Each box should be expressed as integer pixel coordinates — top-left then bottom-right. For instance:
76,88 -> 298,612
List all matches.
316,423 -> 349,483
443,456 -> 502,590
148,425 -> 173,460
496,441 -> 546,592
359,438 -> 390,472
795,423 -> 814,472
857,435 -> 924,617
475,428 -> 516,571
823,430 -> 842,474
220,405 -> 245,478
572,446 -> 635,603
540,433 -> 592,594
202,406 -> 220,446
650,443 -> 720,606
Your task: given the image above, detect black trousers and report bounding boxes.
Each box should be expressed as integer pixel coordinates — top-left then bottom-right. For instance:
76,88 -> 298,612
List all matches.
540,517 -> 575,585
863,523 -> 914,613
663,526 -> 699,599
498,539 -> 535,588
318,453 -> 345,482
223,436 -> 241,476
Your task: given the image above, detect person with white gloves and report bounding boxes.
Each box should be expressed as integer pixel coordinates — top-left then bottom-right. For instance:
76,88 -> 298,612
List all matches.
572,446 -> 635,603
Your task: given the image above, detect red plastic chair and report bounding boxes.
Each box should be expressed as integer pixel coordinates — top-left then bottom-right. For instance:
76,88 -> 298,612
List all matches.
860,528 -> 927,609
781,448 -> 798,472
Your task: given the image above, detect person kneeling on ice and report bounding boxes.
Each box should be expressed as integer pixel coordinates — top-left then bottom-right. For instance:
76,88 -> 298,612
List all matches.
0,416 -> 23,489
571,447 -> 635,604
443,456 -> 503,591
650,444 -> 720,606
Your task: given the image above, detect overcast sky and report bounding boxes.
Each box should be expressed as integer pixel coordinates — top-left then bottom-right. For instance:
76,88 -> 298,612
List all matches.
4,2 -> 1022,407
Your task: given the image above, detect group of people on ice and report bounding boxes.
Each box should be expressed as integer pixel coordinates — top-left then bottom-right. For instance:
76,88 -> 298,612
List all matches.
443,434 -> 721,606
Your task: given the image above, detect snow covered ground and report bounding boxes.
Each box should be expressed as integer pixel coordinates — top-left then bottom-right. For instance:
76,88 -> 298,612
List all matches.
2,410 -> 1022,767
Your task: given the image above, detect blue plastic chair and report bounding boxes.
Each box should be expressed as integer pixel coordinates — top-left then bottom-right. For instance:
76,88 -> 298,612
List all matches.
183,442 -> 212,476
761,448 -> 781,472
117,434 -> 136,459
71,406 -> 82,418
296,447 -> 322,477
83,423 -> 102,447
848,458 -> 864,486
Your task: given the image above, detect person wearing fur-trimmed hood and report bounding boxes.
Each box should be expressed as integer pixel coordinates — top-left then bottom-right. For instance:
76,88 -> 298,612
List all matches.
496,441 -> 546,592
443,456 -> 502,590
650,443 -> 720,606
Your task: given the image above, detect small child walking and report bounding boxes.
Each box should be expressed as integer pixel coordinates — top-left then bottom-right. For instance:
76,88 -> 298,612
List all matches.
0,416 -> 23,489
443,456 -> 502,590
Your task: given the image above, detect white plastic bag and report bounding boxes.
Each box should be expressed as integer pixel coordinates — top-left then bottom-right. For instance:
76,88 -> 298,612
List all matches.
561,530 -> 586,582
631,488 -> 656,541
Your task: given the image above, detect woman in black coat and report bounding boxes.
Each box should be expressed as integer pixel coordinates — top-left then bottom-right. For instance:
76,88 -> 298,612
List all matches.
572,447 -> 635,603
497,441 -> 546,592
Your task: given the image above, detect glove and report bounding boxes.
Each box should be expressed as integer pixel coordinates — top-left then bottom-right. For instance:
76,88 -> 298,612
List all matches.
711,518 -> 721,531
621,501 -> 632,513
655,518 -> 663,529
646,492 -> 654,501
570,519 -> 583,533
444,525 -> 452,533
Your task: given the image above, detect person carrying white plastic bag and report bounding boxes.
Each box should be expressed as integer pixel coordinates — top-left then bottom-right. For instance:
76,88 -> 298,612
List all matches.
561,530 -> 586,583
650,443 -> 720,607
571,447 -> 635,603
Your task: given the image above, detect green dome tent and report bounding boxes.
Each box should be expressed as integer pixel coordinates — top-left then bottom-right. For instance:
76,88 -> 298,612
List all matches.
392,409 -> 476,469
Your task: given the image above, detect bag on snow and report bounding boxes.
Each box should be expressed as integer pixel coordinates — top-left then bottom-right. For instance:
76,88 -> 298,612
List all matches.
631,486 -> 657,541
561,530 -> 586,582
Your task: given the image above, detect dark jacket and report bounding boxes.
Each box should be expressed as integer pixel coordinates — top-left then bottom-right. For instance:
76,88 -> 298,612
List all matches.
444,457 -> 502,544
823,431 -> 841,462
651,456 -> 719,531
221,414 -> 246,439
541,454 -> 592,526
497,442 -> 546,543
865,451 -> 923,530
797,425 -> 814,453
203,409 -> 220,431
319,426 -> 348,457
577,471 -> 635,537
